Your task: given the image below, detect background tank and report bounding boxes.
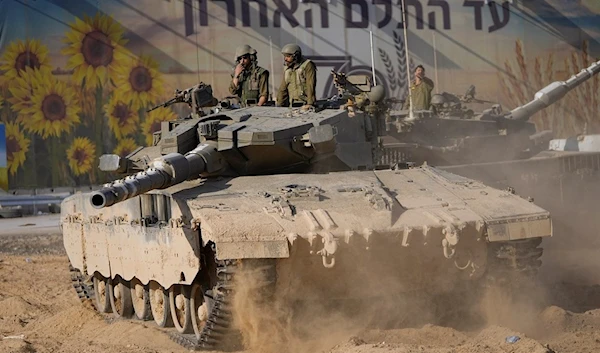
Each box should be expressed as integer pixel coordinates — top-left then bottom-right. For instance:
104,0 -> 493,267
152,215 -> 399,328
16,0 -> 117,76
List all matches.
61,74 -> 552,350
381,59 -> 600,167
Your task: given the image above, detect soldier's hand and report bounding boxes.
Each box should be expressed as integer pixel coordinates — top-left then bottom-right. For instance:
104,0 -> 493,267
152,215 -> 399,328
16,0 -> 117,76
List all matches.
234,64 -> 244,77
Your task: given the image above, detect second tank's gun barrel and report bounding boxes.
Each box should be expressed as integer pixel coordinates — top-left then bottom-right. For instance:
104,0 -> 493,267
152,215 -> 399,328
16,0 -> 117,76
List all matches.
509,59 -> 600,121
90,144 -> 223,209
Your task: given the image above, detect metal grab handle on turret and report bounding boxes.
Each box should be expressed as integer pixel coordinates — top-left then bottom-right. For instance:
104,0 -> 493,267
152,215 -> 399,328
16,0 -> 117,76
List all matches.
509,59 -> 600,121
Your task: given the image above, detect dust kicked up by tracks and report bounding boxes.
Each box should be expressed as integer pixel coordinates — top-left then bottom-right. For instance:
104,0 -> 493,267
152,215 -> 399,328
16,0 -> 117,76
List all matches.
2,212 -> 600,353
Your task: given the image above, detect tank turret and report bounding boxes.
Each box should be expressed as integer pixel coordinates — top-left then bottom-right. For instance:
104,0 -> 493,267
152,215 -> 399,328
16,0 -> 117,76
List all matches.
91,75 -> 388,209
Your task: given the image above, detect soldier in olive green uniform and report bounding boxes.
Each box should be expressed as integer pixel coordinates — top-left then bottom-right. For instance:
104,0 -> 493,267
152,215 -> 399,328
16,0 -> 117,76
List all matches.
276,43 -> 317,107
229,44 -> 270,107
403,65 -> 435,111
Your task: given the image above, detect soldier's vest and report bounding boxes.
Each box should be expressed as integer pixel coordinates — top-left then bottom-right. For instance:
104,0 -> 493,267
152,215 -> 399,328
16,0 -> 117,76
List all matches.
240,66 -> 265,106
284,58 -> 312,105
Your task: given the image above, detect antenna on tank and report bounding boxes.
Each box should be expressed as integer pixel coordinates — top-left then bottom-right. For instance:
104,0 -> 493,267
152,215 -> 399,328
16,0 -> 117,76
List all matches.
369,28 -> 377,86
400,0 -> 415,121
194,19 -> 201,83
432,31 -> 439,94
269,36 -> 275,102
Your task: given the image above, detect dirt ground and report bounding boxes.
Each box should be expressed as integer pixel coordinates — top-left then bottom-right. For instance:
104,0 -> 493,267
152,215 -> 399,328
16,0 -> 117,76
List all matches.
1,216 -> 600,353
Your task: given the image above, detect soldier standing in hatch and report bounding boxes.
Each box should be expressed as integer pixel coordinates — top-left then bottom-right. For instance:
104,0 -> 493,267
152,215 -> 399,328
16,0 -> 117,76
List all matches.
276,43 -> 317,108
229,44 -> 270,107
403,65 -> 435,111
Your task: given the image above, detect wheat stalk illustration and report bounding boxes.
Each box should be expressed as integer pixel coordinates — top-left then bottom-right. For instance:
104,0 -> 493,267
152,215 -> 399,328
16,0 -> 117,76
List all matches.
379,48 -> 397,93
393,30 -> 415,99
515,40 -> 535,98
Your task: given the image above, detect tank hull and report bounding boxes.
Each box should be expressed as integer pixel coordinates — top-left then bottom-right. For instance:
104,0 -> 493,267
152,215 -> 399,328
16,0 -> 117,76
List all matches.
61,166 -> 550,350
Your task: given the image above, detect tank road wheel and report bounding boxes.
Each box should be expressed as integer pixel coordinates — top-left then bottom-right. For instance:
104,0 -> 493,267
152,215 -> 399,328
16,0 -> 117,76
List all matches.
149,281 -> 173,327
109,277 -> 134,318
169,285 -> 193,333
190,283 -> 210,339
93,274 -> 111,313
130,278 -> 152,321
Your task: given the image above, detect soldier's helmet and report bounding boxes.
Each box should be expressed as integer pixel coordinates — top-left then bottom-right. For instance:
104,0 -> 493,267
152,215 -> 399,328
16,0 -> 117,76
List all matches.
235,44 -> 256,61
281,43 -> 302,58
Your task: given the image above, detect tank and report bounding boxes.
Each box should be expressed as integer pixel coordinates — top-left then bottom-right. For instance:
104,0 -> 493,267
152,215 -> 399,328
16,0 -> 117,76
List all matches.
61,75 -> 552,350
381,59 -> 600,167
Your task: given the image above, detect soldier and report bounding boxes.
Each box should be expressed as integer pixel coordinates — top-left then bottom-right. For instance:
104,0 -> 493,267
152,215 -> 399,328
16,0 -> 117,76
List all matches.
229,44 -> 270,106
276,43 -> 317,108
403,65 -> 435,111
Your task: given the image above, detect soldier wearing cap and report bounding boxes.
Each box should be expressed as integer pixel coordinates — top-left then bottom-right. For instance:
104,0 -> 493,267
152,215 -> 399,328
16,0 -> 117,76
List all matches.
276,43 -> 317,108
229,44 -> 270,106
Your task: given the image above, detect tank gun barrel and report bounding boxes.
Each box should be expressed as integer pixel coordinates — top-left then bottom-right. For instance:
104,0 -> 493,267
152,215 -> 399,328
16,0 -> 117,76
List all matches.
510,59 -> 600,121
90,144 -> 221,209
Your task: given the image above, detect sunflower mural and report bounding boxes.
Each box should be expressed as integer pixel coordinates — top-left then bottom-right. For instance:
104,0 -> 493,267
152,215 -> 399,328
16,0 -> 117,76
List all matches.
0,9 -> 180,189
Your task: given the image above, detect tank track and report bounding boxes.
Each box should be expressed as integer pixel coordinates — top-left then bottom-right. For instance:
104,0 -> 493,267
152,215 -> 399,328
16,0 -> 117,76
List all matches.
68,259 -> 247,351
69,264 -> 96,310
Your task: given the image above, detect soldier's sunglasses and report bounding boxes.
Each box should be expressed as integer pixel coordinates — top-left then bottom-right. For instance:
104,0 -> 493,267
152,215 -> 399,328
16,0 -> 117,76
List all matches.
238,54 -> 250,61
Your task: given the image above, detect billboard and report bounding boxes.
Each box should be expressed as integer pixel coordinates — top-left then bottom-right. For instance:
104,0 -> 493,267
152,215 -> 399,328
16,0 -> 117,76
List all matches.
0,0 -> 598,189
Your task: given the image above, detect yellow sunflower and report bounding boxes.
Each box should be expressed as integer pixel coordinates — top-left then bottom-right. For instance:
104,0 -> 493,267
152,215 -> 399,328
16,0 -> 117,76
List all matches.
67,137 -> 96,176
104,96 -> 139,139
0,39 -> 52,81
141,107 -> 177,146
113,138 -> 138,157
62,13 -> 128,88
5,122 -> 31,175
21,75 -> 81,138
113,53 -> 165,110
7,66 -> 49,118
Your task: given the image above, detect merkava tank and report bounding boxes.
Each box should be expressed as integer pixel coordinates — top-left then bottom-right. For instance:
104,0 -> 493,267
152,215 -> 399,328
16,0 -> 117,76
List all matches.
381,59 -> 600,168
61,75 -> 552,350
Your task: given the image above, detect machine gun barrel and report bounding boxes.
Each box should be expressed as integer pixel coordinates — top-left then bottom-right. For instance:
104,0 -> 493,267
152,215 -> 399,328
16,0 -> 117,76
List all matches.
510,59 -> 600,121
147,96 -> 178,112
90,144 -> 218,209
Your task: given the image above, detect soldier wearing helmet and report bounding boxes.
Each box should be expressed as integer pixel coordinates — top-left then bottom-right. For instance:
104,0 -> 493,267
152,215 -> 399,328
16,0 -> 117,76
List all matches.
276,43 -> 317,108
229,44 -> 270,106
